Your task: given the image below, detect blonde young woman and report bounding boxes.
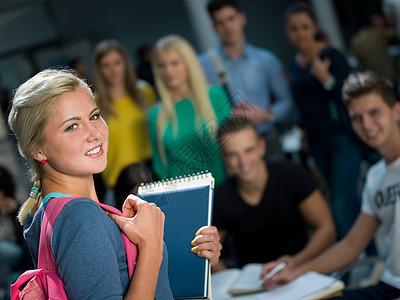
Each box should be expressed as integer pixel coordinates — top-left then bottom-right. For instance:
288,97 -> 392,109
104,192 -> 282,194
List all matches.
93,40 -> 156,188
8,69 -> 221,299
149,35 -> 231,185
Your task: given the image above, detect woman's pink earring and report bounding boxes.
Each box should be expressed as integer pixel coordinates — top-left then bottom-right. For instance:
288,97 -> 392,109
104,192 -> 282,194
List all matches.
41,159 -> 46,165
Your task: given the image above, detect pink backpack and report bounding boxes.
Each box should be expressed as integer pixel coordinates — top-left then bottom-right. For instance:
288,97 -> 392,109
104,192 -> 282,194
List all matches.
10,197 -> 138,300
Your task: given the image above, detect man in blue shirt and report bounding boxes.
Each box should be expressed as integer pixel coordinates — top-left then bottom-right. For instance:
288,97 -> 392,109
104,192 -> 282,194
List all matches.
199,0 -> 296,160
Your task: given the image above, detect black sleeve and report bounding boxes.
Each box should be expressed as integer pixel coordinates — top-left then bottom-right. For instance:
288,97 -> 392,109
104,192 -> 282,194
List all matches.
324,47 -> 352,81
212,179 -> 233,231
321,47 -> 353,105
285,163 -> 318,205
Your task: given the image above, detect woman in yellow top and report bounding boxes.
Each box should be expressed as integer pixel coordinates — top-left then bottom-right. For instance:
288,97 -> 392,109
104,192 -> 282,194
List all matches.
93,40 -> 157,188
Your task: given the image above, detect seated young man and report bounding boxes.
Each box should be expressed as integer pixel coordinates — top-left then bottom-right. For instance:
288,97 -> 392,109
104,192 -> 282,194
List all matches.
213,117 -> 336,272
262,72 -> 400,299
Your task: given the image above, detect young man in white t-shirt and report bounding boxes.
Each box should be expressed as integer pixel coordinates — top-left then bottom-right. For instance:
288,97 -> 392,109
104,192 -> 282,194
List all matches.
262,72 -> 400,299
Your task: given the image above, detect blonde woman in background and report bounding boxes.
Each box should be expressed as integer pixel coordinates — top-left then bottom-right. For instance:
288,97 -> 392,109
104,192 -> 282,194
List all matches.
148,34 -> 231,185
93,40 -> 157,189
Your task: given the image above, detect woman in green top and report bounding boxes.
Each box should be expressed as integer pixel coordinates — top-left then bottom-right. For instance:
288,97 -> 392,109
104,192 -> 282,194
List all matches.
148,35 -> 231,185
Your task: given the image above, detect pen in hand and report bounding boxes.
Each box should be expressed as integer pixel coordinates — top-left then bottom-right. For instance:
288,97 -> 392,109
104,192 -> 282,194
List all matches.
263,262 -> 287,281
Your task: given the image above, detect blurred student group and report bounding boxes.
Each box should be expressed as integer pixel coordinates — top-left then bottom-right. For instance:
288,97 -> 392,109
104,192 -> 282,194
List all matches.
1,0 -> 400,299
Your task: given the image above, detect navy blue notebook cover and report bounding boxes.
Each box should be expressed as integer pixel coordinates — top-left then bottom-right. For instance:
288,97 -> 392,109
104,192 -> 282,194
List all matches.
138,172 -> 214,299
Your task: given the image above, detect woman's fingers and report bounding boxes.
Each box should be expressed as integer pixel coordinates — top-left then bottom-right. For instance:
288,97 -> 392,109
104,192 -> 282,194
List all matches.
191,226 -> 222,265
110,200 -> 165,249
122,194 -> 145,217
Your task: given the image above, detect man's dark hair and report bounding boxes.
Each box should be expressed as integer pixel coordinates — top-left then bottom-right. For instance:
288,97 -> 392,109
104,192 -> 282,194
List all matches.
207,0 -> 240,17
342,72 -> 397,108
217,117 -> 259,150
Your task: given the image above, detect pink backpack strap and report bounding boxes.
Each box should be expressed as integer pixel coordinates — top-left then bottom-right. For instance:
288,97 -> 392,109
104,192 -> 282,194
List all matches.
38,197 -> 79,271
39,197 -> 137,279
99,203 -> 138,278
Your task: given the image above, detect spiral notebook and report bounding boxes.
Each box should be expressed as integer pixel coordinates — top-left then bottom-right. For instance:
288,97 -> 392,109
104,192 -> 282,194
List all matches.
138,172 -> 215,299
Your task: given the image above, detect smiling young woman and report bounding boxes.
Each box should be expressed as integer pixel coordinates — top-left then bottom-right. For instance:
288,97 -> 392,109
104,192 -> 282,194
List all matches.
7,69 -> 173,299
8,69 -> 223,299
34,88 -> 108,184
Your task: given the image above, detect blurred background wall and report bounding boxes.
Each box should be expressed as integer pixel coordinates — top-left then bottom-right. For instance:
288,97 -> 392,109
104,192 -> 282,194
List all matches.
0,0 -> 382,92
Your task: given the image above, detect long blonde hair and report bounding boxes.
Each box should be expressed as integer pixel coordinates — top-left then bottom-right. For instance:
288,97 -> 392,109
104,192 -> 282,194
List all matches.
93,39 -> 148,119
152,35 -> 217,163
8,69 -> 92,224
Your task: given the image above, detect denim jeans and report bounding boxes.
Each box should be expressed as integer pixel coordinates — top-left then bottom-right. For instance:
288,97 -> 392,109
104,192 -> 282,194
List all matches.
309,135 -> 362,240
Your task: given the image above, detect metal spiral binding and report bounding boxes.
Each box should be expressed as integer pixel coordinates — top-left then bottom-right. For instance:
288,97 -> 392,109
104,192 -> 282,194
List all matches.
139,170 -> 210,191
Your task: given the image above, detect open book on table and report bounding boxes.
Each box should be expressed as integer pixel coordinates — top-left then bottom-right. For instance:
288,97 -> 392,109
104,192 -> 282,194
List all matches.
211,263 -> 344,300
